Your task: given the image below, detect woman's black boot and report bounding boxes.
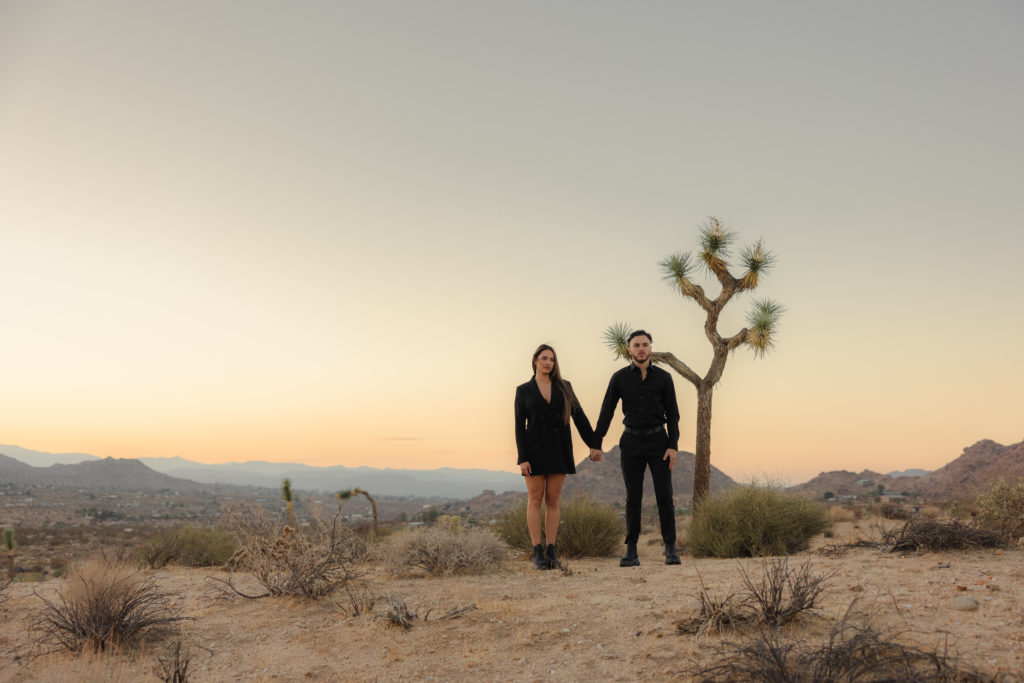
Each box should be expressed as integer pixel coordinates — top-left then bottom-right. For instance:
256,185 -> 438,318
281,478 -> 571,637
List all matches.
531,544 -> 548,569
545,544 -> 558,569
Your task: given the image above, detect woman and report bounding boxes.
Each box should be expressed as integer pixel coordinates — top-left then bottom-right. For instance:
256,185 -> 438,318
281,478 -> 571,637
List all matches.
514,344 -> 602,569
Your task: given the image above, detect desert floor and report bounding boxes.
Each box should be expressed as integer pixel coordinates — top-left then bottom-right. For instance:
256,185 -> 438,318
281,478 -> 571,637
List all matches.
1,523 -> 1022,682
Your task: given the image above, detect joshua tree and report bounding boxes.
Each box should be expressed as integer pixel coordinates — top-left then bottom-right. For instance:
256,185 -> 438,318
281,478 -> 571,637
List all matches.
281,479 -> 296,527
3,527 -> 14,580
605,218 -> 784,510
336,487 -> 379,533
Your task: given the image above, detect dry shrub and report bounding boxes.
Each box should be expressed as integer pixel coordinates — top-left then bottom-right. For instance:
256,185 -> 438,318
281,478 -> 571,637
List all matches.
220,503 -> 365,599
829,506 -> 856,523
154,641 -> 192,683
677,558 -> 832,635
884,518 -> 1004,553
137,526 -> 238,569
880,503 -> 912,520
493,495 -> 622,558
690,485 -> 831,558
33,558 -> 186,653
975,477 -> 1024,544
377,522 -> 508,576
691,605 -> 989,682
920,505 -> 943,520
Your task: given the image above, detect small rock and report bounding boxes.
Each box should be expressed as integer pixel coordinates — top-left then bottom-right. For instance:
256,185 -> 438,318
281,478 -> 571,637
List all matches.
936,562 -> 951,569
850,585 -> 864,592
986,584 -> 1001,592
950,595 -> 979,611
956,585 -> 968,592
560,628 -> 570,634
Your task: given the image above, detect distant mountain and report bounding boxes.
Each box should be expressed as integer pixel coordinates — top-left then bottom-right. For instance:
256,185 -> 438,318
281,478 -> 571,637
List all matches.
137,457 -> 524,498
0,456 -> 204,491
0,444 -> 99,467
886,468 -> 930,478
563,446 -> 736,506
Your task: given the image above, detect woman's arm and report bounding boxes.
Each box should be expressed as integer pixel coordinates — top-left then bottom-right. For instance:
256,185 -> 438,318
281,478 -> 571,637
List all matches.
514,386 -> 530,465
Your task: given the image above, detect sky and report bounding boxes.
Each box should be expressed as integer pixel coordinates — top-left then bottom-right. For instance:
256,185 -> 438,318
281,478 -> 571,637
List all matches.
2,1 -> 1022,484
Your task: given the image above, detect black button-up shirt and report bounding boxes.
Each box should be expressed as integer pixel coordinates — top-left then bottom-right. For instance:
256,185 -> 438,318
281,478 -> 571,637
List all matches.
594,363 -> 680,450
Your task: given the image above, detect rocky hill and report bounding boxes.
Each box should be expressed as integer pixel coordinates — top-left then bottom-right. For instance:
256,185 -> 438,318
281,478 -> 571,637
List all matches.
790,439 -> 1024,502
915,439 -> 1024,500
787,470 -> 919,500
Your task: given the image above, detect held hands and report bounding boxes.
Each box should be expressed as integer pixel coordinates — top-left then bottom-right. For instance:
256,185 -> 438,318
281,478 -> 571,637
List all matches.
663,448 -> 677,471
588,448 -> 603,462
520,462 -> 532,476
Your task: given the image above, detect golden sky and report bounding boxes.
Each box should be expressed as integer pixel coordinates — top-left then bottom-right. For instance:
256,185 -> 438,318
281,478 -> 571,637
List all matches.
2,1 -> 1022,483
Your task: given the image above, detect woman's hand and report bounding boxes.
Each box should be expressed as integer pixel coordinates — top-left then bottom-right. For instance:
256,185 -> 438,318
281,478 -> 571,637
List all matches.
589,448 -> 602,462
520,461 -> 532,476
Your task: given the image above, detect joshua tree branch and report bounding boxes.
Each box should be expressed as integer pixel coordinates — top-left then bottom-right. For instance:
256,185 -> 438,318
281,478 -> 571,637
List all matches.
725,328 -> 749,351
650,351 -> 702,388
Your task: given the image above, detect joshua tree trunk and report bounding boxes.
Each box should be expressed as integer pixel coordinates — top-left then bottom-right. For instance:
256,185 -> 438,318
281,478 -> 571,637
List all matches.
692,385 -> 715,507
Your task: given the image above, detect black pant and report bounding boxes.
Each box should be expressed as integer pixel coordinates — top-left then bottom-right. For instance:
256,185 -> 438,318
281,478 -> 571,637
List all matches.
620,431 -> 676,546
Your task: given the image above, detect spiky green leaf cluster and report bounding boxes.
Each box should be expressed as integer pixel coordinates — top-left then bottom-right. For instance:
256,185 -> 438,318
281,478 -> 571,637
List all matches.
659,251 -> 696,282
603,322 -> 632,360
740,239 -> 775,275
3,527 -> 13,551
745,298 -> 785,357
336,489 -> 353,501
281,478 -> 293,503
699,218 -> 736,258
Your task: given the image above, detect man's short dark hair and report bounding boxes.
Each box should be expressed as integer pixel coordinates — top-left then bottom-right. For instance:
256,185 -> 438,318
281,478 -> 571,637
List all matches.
627,329 -> 652,344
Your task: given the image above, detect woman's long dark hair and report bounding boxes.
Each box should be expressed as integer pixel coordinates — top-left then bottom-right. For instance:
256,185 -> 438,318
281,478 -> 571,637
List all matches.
532,344 -> 576,424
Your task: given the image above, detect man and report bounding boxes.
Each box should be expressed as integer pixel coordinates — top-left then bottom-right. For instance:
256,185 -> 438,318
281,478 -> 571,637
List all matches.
594,329 -> 681,566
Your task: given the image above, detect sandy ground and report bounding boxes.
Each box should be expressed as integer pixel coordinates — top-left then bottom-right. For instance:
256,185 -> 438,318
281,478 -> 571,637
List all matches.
1,524 -> 1022,682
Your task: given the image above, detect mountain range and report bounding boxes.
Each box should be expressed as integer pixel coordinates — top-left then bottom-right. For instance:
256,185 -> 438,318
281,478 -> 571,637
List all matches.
6,439 -> 1024,502
0,445 -> 522,498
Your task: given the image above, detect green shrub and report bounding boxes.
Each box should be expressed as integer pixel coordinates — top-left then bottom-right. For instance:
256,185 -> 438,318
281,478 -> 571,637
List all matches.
493,495 -> 622,558
975,477 -> 1024,543
555,495 -> 622,558
137,526 -> 238,569
689,485 -> 830,558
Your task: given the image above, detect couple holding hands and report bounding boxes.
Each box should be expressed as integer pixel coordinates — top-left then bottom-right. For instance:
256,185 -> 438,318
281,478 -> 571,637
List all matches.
513,330 -> 681,570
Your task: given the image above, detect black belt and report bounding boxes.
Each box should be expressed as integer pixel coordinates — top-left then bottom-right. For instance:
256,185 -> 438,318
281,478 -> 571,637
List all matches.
623,426 -> 665,436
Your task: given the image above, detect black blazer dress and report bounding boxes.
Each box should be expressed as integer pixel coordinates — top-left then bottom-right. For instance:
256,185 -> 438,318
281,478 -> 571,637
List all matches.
514,378 -> 598,475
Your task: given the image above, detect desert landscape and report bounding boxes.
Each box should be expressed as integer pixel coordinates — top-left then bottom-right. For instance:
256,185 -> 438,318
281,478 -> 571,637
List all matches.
1,522 -> 1021,682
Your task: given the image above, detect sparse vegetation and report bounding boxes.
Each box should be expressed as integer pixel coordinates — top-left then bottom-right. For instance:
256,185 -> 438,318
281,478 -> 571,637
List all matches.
974,477 -> 1024,544
689,484 -> 830,558
829,506 -> 857,523
690,604 -> 989,682
136,525 -> 238,569
281,479 -> 295,527
677,558 -> 833,635
33,557 -> 187,653
337,487 -> 379,533
377,521 -> 508,576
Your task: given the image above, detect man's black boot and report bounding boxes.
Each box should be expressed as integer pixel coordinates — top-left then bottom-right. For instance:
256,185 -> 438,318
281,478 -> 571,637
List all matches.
531,544 -> 548,569
665,543 -> 681,565
619,542 -> 640,567
545,544 -> 558,569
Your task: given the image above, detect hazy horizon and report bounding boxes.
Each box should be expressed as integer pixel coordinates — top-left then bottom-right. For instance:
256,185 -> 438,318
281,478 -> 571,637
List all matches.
3,2 -> 1022,484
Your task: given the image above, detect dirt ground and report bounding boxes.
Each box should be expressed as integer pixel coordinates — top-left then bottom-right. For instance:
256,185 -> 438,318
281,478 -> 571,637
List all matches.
1,523 -> 1022,682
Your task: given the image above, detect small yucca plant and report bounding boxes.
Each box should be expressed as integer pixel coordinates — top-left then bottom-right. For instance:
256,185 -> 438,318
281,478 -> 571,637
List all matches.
281,479 -> 296,527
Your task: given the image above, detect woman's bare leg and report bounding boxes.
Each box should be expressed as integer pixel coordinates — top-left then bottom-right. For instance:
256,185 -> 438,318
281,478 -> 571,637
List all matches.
525,474 -> 546,546
544,474 -> 566,545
